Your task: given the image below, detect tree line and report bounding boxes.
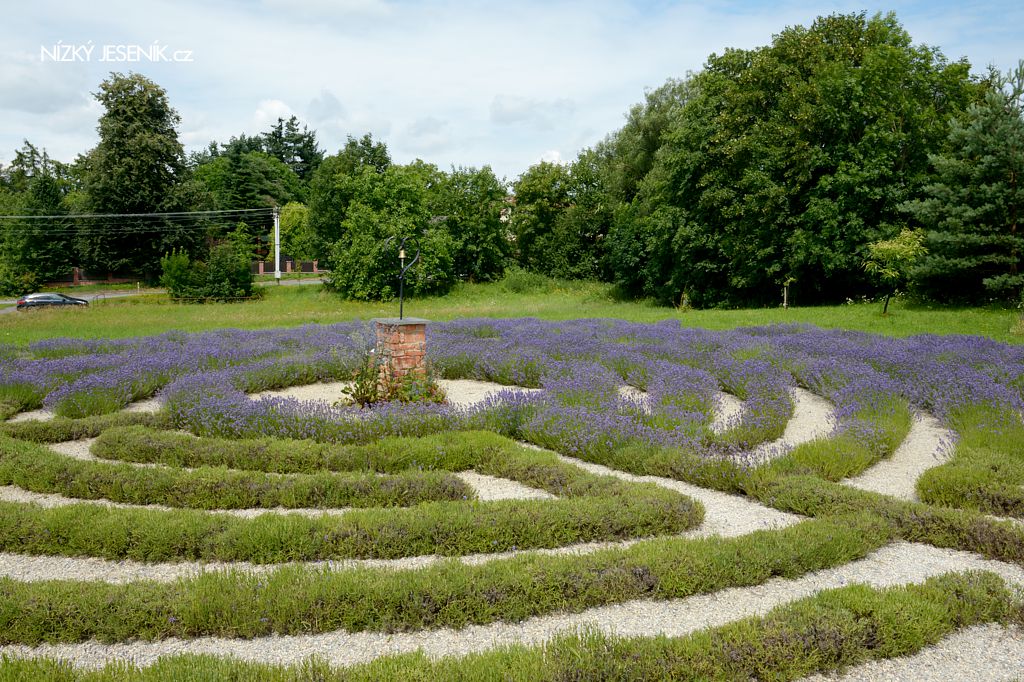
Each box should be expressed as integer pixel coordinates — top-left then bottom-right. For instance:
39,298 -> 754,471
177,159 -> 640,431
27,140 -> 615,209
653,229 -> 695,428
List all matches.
1,11 -> 1021,306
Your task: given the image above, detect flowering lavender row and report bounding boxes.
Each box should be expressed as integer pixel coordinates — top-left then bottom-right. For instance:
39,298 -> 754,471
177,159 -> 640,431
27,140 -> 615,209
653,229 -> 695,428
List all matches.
5,319 -> 1022,466
2,325 -> 374,417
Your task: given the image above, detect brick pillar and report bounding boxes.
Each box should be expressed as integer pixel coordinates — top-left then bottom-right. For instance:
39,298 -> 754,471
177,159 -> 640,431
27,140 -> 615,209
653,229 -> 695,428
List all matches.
258,261 -> 265,275
313,260 -> 319,273
374,318 -> 428,388
286,260 -> 293,273
72,267 -> 80,286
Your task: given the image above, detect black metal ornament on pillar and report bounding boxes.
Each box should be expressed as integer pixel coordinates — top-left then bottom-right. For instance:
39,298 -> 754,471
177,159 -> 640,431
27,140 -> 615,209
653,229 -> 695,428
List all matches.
387,235 -> 420,320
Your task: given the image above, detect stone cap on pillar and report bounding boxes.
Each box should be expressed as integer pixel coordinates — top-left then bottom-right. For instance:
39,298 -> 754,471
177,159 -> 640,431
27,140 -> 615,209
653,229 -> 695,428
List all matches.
372,317 -> 430,326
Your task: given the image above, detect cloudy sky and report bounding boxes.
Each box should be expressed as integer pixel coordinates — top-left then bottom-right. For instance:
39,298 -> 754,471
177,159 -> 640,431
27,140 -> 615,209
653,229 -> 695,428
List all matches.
2,0 -> 1021,180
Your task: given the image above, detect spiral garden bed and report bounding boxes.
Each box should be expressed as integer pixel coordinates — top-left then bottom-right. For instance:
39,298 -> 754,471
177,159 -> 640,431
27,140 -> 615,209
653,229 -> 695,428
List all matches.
1,318 -> 1024,680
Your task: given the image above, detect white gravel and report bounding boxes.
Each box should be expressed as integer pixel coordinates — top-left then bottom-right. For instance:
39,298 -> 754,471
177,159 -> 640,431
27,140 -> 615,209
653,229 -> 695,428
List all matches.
6,408 -> 53,422
48,438 -> 120,463
710,391 -> 744,434
843,412 -> 954,501
800,623 -> 1024,682
0,485 -> 351,519
3,542 -> 1021,672
619,386 -> 746,435
124,397 -> 161,413
5,395 -> 160,422
454,471 -> 555,501
0,534 -> 688,585
555,452 -> 799,538
750,388 -> 835,464
251,379 -> 541,409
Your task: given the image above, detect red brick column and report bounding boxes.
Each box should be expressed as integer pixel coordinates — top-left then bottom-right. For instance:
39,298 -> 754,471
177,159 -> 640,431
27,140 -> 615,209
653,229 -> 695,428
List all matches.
374,318 -> 428,388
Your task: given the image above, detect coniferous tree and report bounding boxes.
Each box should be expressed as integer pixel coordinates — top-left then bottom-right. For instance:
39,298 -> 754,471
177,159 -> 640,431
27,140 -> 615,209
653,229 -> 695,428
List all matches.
905,62 -> 1024,302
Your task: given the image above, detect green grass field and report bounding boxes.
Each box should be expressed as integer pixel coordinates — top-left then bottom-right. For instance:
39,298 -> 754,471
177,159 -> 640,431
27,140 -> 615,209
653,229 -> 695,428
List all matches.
2,278 -> 1021,346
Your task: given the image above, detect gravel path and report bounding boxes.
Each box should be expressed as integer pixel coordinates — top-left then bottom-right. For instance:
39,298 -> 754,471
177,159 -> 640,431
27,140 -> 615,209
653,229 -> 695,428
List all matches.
556,452 -> 799,537
619,386 -> 746,435
252,379 -> 541,409
124,398 -> 161,413
710,391 -> 744,434
843,412 -> 954,501
3,542 -> 1020,672
800,623 -> 1024,682
750,388 -> 835,464
0,484 -> 352,519
454,471 -> 555,501
0,532 -> 685,584
6,408 -> 52,422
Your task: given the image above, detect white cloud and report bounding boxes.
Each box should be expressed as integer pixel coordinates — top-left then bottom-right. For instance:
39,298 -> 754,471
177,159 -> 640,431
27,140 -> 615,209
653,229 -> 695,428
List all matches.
253,99 -> 295,130
0,51 -> 92,115
400,116 -> 451,154
2,0 -> 1021,179
490,95 -> 575,130
260,0 -> 392,20
539,149 -> 565,165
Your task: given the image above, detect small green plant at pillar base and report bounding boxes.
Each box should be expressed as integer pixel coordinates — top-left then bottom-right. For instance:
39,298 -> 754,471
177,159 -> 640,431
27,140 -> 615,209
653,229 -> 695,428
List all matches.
339,352 -> 447,406
339,353 -> 383,407
381,364 -> 447,404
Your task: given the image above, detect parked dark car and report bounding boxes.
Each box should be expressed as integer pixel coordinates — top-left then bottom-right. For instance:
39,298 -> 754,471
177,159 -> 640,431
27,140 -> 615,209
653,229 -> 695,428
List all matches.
15,293 -> 89,310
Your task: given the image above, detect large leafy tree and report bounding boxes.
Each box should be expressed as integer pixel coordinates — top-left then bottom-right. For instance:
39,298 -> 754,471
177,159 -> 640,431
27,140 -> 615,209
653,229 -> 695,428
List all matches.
279,201 -> 317,262
508,161 -> 571,273
606,12 -> 979,307
326,161 -> 455,300
904,63 -> 1024,302
508,156 -> 613,280
307,133 -> 391,259
79,72 -> 198,276
194,151 -> 302,210
433,166 -> 509,282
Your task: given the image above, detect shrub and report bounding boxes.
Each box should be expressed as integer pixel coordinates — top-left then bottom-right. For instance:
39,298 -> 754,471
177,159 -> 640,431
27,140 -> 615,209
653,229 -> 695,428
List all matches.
340,352 -> 447,407
499,266 -> 556,294
160,245 -> 257,302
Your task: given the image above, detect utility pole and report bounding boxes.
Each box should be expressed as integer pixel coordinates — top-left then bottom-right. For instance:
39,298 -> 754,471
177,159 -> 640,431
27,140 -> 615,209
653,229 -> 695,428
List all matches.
273,206 -> 281,285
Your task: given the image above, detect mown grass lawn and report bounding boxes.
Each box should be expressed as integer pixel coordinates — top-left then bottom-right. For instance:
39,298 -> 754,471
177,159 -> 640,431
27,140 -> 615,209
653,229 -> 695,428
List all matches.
1,278 -> 1021,346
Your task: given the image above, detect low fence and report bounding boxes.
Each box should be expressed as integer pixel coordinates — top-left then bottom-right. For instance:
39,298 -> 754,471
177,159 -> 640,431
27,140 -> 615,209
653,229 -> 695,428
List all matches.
252,260 -> 322,275
43,263 -> 327,289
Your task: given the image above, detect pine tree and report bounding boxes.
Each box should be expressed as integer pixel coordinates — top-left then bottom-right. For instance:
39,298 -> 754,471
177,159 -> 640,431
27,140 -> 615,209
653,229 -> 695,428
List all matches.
905,62 -> 1024,302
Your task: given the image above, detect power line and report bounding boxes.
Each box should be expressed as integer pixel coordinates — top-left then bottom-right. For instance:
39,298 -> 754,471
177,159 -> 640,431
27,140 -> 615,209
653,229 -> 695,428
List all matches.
0,207 -> 277,237
0,207 -> 275,220
1,221 -> 268,236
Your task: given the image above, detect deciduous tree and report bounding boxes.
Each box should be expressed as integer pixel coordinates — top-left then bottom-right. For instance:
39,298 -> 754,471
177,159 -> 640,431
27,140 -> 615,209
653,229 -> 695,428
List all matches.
79,72 -> 197,277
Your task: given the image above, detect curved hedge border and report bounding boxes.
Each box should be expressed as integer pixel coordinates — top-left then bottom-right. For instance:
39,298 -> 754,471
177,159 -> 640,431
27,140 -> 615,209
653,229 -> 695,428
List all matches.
1,436 -> 475,510
0,431 -> 702,562
0,514 -> 889,644
0,571 -> 1014,680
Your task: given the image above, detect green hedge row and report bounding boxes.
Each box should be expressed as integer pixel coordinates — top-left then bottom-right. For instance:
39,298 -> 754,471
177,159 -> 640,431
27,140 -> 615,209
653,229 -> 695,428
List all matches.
0,514 -> 890,644
3,571 -> 1011,681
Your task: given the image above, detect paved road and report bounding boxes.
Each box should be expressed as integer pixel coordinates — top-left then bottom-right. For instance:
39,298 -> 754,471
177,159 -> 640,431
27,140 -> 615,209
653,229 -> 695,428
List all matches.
0,277 -> 324,314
